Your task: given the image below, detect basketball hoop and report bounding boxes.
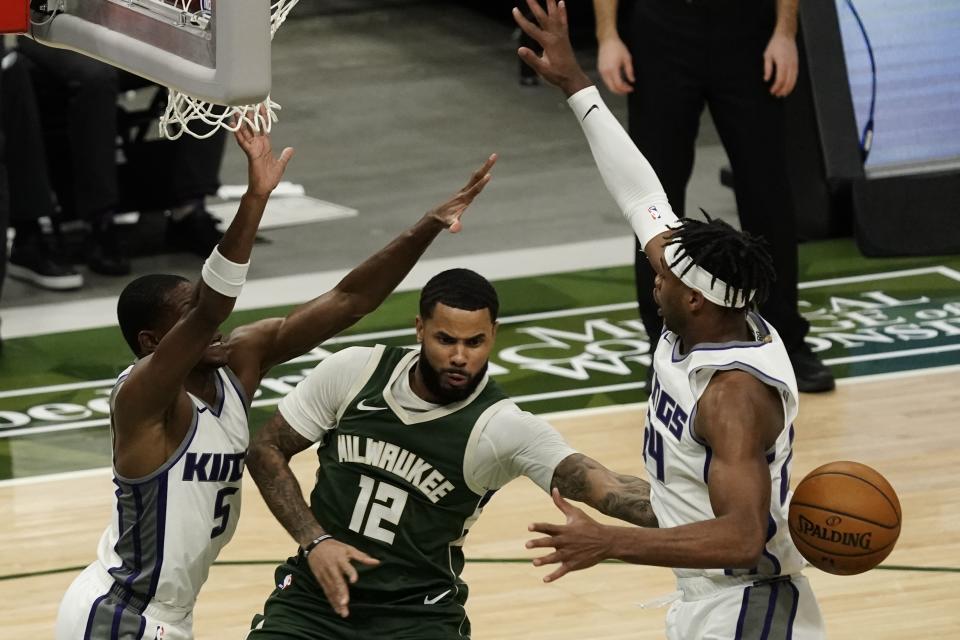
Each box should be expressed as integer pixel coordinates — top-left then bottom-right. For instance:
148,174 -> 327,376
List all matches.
157,0 -> 300,140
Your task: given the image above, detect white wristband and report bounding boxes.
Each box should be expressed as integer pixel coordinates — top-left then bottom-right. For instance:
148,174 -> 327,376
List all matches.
567,86 -> 680,248
201,246 -> 249,297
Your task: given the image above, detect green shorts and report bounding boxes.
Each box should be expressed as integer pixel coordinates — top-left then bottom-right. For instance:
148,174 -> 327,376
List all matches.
248,556 -> 472,640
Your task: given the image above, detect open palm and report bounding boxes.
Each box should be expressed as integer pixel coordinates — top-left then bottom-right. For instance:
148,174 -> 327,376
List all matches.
427,154 -> 497,233
234,115 -> 295,197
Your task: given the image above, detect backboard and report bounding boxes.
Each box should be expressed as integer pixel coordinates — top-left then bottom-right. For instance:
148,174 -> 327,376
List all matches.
28,0 -> 272,106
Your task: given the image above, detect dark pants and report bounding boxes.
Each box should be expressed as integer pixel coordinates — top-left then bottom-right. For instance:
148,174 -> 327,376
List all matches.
17,37 -> 119,221
16,37 -> 226,220
624,0 -> 808,351
2,52 -> 57,226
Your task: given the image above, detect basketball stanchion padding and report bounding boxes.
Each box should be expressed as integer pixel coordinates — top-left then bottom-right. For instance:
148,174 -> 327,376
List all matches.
1,0 -> 29,34
788,460 -> 902,575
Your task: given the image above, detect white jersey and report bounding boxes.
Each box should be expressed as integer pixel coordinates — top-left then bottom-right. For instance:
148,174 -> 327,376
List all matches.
95,364 -> 250,613
645,312 -> 806,580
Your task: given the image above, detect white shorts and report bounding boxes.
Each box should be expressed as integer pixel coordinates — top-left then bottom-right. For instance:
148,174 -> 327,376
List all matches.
665,574 -> 826,640
56,563 -> 194,640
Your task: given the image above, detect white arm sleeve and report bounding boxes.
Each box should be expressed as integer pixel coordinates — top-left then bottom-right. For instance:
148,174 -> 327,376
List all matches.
277,346 -> 373,442
466,406 -> 577,493
568,85 -> 680,248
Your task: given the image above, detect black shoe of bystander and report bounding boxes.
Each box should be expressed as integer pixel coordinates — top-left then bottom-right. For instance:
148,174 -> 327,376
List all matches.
789,344 -> 836,393
166,205 -> 223,257
8,235 -> 84,291
87,214 -> 131,276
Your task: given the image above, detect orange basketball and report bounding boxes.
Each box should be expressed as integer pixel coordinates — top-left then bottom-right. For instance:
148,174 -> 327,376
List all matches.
788,461 -> 901,575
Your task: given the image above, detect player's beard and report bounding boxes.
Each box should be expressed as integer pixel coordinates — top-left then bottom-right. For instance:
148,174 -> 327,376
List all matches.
417,355 -> 488,404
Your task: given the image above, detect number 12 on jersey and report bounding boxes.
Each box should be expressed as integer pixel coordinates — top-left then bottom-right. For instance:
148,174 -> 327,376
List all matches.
348,475 -> 409,545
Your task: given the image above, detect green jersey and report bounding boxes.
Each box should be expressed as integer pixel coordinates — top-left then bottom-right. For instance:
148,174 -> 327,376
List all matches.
310,345 -> 508,602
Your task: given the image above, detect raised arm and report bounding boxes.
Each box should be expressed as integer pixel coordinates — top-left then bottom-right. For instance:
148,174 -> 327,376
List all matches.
513,0 -> 678,270
527,371 -> 783,582
112,121 -> 292,473
551,453 -> 658,527
228,155 -> 496,394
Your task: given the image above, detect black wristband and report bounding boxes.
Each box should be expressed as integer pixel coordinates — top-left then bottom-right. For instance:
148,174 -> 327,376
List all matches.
302,534 -> 334,557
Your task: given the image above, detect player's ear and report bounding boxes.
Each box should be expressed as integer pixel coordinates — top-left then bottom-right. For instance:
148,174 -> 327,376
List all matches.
138,329 -> 160,356
687,288 -> 705,312
415,316 -> 424,343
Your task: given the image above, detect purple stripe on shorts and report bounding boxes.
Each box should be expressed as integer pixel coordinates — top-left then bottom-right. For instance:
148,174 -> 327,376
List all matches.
786,580 -> 800,640
760,580 -> 780,640
83,593 -> 110,640
110,597 -> 126,639
734,585 -> 752,639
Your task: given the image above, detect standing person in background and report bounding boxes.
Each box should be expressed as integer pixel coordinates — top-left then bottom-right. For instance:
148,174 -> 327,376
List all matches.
2,47 -> 84,292
17,38 -> 228,276
592,0 -> 834,392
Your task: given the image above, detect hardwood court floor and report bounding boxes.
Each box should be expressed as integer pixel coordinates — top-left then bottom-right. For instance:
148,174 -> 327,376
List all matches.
2,370 -> 958,639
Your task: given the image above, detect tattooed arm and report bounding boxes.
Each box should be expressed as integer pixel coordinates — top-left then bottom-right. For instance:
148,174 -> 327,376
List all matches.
551,453 -> 658,528
247,410 -> 379,618
246,412 -> 324,545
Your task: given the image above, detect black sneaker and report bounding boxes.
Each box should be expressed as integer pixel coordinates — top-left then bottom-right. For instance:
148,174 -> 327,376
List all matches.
87,242 -> 131,276
166,206 -> 223,257
789,344 -> 836,393
8,240 -> 84,291
87,215 -> 131,277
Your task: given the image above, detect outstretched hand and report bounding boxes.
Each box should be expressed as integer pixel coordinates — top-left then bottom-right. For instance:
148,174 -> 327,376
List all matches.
512,0 -> 592,96
305,538 -> 380,618
425,154 -> 497,233
526,488 -> 613,583
234,111 -> 295,198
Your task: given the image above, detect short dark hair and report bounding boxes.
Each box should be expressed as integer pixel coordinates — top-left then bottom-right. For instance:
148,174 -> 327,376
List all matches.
666,213 -> 775,309
419,268 -> 499,321
117,274 -> 189,356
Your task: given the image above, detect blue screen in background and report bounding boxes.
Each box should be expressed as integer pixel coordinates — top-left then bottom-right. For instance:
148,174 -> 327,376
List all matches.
836,0 -> 960,176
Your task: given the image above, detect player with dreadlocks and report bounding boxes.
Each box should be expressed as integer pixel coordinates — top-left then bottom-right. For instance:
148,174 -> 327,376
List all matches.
515,2 -> 826,639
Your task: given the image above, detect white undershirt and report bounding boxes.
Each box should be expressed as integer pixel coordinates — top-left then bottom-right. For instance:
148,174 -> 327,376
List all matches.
279,346 -> 577,493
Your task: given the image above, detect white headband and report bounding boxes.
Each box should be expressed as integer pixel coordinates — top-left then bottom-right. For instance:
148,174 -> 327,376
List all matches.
663,243 -> 755,308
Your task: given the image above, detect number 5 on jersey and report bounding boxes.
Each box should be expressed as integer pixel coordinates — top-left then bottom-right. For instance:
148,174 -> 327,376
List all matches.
348,474 -> 408,544
211,486 -> 239,538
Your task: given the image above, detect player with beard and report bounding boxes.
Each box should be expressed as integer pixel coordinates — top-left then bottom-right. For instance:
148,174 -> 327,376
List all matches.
246,267 -> 660,639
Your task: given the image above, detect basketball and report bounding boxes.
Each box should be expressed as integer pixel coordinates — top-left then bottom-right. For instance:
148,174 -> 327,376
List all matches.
788,461 -> 901,575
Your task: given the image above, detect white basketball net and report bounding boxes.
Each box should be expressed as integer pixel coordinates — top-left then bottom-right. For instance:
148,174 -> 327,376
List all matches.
156,0 -> 300,140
